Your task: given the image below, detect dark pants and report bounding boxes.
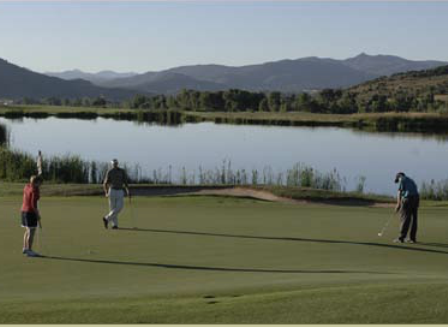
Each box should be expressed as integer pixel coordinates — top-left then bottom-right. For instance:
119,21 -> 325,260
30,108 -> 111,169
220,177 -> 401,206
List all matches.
399,195 -> 419,241
21,211 -> 38,228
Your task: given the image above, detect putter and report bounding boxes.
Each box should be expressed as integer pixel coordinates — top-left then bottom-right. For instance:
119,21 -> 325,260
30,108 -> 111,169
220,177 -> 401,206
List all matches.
378,214 -> 394,237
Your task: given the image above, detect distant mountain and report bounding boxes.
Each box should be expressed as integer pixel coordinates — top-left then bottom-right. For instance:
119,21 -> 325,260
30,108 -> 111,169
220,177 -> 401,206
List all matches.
100,57 -> 377,94
35,53 -> 448,95
342,53 -> 447,76
99,71 -> 159,89
95,53 -> 447,94
115,72 -> 227,94
98,70 -> 228,94
46,69 -> 137,84
163,58 -> 376,91
0,58 -> 140,100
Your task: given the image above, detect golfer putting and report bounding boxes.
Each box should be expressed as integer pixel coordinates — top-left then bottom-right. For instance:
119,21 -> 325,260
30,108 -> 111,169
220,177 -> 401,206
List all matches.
20,175 -> 43,257
393,172 -> 420,244
102,159 -> 130,230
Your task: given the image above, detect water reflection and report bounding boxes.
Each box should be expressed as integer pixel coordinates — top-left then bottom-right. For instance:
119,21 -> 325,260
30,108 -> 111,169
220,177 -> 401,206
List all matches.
352,128 -> 448,143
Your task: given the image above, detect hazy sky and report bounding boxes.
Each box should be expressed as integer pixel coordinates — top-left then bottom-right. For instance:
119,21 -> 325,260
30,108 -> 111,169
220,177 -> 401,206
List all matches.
0,1 -> 447,73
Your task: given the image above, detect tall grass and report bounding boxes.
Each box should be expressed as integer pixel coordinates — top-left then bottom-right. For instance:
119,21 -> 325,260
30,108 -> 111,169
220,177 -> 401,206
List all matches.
143,159 -> 345,192
4,141 -> 448,200
0,148 -> 347,192
420,179 -> 448,201
0,147 -> 91,183
0,123 -> 8,146
0,147 -> 36,181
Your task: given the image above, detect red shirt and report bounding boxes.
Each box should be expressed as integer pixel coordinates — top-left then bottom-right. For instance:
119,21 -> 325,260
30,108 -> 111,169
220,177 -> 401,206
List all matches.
21,184 -> 40,213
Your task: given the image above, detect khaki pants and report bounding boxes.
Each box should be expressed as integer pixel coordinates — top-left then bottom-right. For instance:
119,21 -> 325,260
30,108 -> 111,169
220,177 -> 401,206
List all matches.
399,195 -> 419,241
106,188 -> 125,227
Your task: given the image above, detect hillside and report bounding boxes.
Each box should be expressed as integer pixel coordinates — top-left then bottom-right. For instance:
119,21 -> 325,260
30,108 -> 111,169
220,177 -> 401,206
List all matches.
347,65 -> 448,100
0,58 -> 140,101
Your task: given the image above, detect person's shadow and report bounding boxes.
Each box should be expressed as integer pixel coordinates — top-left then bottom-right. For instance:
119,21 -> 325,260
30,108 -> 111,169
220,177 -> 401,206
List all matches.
119,227 -> 448,256
417,242 -> 448,249
38,228 -> 448,275
40,255 -> 393,275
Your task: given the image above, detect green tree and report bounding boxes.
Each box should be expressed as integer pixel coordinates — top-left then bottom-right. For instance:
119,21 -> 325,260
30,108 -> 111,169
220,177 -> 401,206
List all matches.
92,97 -> 107,108
268,92 -> 281,112
258,98 -> 269,112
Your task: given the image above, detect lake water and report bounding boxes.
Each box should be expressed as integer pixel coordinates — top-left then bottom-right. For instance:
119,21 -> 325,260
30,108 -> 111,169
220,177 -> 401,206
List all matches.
1,117 -> 448,195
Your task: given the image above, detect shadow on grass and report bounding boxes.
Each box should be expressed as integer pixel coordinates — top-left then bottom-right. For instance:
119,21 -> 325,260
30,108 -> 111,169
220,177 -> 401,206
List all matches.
40,255 -> 393,275
418,242 -> 448,249
119,228 -> 448,256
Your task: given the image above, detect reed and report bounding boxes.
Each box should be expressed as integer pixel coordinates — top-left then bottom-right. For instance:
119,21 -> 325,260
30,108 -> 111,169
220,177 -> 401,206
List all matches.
420,179 -> 448,201
0,148 -> 348,192
0,147 -> 36,181
0,123 -> 8,146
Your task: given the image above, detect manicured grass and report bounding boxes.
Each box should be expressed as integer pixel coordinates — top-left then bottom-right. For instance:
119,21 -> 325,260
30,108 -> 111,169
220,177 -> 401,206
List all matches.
1,195 -> 448,323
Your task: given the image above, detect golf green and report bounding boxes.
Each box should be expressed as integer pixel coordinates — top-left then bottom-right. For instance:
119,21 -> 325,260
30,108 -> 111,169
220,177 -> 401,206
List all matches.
1,195 -> 448,323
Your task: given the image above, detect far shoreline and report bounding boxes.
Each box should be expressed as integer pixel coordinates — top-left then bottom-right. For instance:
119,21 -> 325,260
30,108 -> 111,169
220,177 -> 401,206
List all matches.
2,105 -> 448,134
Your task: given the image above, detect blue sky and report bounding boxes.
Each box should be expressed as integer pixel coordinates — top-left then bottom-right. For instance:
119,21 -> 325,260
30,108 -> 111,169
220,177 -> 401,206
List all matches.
0,1 -> 447,73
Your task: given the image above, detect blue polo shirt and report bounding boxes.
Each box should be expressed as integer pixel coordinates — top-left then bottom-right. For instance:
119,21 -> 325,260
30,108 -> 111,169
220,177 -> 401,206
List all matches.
398,176 -> 419,198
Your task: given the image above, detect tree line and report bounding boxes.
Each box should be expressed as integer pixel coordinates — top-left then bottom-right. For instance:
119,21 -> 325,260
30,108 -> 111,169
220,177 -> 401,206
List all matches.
13,83 -> 448,115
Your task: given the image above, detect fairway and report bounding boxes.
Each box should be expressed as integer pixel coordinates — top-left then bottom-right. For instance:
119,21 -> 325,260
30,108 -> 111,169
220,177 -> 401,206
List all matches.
1,195 -> 448,323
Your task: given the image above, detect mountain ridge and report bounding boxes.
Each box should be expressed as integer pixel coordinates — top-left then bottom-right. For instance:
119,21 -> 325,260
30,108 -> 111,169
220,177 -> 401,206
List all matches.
2,53 -> 447,100
54,53 -> 446,94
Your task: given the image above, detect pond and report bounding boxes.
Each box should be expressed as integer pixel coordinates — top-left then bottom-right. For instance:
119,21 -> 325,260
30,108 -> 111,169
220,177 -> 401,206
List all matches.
1,117 -> 447,195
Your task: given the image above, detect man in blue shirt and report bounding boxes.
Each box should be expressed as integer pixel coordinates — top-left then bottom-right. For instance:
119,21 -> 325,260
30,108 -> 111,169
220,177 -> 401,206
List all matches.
394,172 -> 419,243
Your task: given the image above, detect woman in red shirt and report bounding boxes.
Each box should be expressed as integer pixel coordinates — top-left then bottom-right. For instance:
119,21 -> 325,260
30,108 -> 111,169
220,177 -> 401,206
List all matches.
21,175 -> 43,257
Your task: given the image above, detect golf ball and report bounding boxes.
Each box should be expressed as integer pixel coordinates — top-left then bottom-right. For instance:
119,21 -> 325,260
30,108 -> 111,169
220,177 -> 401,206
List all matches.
378,233 -> 382,237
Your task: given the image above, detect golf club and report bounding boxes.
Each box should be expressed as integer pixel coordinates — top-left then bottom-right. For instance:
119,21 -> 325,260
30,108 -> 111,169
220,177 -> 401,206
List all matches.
377,213 -> 394,237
